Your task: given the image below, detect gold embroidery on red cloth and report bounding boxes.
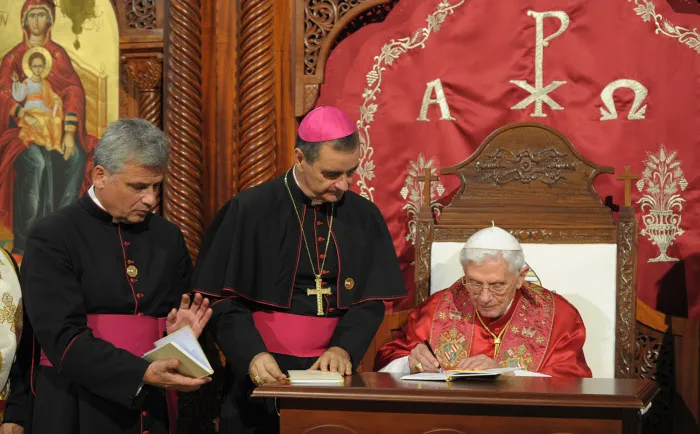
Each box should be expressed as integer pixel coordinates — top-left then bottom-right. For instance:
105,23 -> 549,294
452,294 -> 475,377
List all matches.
501,344 -> 534,369
430,281 -> 556,372
437,327 -> 468,367
357,0 -> 466,201
430,280 -> 474,370
494,283 -> 555,371
520,326 -> 536,339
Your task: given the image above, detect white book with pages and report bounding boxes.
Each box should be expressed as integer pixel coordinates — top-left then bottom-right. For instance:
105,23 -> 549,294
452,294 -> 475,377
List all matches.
143,326 -> 214,378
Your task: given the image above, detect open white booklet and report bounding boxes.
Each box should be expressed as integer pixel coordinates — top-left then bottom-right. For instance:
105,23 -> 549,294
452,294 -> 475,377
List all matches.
143,326 -> 214,378
401,367 -> 520,381
384,356 -> 550,379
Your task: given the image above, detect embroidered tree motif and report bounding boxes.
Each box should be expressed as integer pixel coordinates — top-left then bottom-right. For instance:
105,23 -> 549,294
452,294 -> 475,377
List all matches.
636,145 -> 687,262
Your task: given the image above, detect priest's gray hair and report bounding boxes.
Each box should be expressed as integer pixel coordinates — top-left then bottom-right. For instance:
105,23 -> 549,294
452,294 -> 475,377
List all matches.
459,248 -> 525,275
296,132 -> 360,164
94,118 -> 170,174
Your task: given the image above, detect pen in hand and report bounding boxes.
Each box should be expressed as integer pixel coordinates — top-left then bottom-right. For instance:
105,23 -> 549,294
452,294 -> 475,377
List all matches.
423,339 -> 443,372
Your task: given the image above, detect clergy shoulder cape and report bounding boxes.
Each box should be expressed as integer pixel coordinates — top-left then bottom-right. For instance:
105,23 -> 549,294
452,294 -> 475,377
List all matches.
192,172 -> 406,308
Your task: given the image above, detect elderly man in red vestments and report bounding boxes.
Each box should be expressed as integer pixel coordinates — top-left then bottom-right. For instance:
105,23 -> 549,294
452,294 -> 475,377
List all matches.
376,225 -> 592,377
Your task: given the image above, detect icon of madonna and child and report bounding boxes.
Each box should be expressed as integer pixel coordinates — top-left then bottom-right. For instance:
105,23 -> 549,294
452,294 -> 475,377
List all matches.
0,0 -> 100,263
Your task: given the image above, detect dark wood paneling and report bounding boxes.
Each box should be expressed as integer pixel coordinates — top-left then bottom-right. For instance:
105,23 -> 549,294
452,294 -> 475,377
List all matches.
282,408 -> 623,434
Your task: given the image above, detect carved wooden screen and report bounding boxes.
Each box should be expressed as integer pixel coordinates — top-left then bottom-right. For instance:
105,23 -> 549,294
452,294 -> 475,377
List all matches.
636,300 -> 700,434
413,122 -> 638,379
295,0 -> 400,117
116,0 -> 207,263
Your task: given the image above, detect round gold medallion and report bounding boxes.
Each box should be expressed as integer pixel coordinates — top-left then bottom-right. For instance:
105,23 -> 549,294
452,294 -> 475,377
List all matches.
344,278 -> 354,291
126,265 -> 139,278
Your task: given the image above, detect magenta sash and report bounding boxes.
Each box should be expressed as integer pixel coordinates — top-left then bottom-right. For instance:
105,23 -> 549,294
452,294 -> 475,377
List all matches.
252,311 -> 339,357
40,314 -> 167,366
39,314 -> 177,434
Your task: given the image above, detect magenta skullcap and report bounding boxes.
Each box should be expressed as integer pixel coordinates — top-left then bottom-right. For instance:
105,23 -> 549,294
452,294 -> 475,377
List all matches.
298,106 -> 356,142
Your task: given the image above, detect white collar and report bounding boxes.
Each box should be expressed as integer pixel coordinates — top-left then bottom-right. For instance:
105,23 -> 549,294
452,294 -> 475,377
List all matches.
500,297 -> 515,319
88,186 -> 119,223
292,167 -> 323,206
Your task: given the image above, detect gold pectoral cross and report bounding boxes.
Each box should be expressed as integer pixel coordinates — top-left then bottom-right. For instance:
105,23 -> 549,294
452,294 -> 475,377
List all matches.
307,275 -> 331,316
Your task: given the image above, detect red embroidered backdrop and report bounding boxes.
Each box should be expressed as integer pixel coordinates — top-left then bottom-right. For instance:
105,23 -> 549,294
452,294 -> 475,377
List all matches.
316,0 -> 700,317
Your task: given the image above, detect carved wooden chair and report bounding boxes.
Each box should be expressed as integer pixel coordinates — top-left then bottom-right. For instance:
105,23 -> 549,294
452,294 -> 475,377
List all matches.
361,121 -> 698,433
402,122 -> 636,379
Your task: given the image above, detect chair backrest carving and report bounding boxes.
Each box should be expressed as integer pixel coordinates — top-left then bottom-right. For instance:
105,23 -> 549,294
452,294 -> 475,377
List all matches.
414,122 -> 636,379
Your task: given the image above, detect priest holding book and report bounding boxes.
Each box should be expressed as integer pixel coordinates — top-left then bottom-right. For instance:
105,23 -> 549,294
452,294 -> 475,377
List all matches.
2,119 -> 213,434
192,106 -> 406,433
376,225 -> 592,378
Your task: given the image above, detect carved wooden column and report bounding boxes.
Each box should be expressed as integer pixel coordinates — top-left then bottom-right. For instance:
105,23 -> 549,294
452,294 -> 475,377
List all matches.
164,0 -> 204,258
237,0 -> 277,190
616,205 -> 638,378
414,219 -> 434,305
124,56 -> 163,127
414,168 -> 438,304
119,70 -> 130,118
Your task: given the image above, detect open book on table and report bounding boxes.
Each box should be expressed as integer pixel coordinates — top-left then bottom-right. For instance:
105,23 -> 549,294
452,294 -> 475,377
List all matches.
401,367 -> 518,381
143,326 -> 214,378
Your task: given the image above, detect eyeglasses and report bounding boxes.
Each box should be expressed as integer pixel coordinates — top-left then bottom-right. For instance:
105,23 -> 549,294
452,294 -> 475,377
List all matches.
462,279 -> 510,297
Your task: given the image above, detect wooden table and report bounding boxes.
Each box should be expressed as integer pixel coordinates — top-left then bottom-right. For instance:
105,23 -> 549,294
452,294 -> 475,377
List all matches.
253,372 -> 658,434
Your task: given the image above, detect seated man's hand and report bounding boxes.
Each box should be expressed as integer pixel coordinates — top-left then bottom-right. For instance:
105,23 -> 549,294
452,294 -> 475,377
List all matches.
249,352 -> 287,386
166,293 -> 212,338
454,354 -> 500,371
408,343 -> 440,373
310,346 -> 352,375
143,359 -> 212,392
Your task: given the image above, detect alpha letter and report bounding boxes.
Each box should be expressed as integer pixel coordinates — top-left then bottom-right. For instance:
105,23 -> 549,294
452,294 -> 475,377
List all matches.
417,79 -> 455,121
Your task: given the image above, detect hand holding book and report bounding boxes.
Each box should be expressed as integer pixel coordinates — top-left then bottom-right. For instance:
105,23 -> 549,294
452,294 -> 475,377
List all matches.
143,326 -> 214,390
142,359 -> 212,392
